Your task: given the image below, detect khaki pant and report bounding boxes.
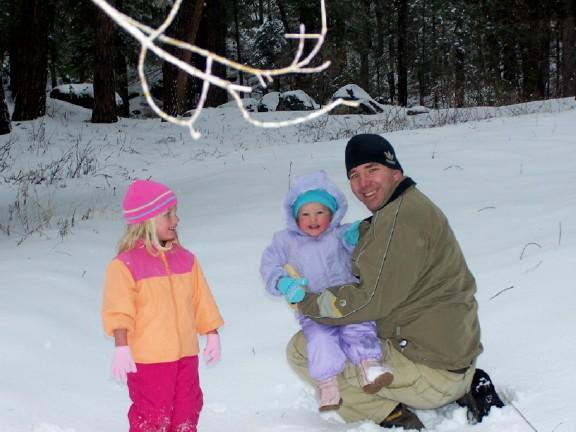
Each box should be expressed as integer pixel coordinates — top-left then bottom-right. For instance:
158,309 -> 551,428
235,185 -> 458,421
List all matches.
286,331 -> 475,424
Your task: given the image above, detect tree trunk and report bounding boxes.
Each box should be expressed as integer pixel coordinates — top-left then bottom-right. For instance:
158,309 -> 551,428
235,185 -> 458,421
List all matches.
416,0 -> 427,105
562,0 -> 576,96
358,0 -> 373,93
202,0 -> 227,107
453,8 -> 466,108
259,0 -> 264,24
162,0 -> 204,117
12,0 -> 51,121
320,1 -> 349,102
276,0 -> 290,32
386,3 -> 396,104
8,0 -> 22,98
47,4 -> 58,90
538,16 -> 551,98
396,0 -> 408,106
233,0 -> 244,86
115,48 -> 129,118
114,0 -> 130,117
92,0 -> 118,123
293,0 -> 321,99
0,78 -> 11,135
374,0 -> 385,96
520,2 -> 551,101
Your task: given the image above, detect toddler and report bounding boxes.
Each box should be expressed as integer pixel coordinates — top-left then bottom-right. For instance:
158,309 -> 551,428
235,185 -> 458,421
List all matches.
260,171 -> 393,411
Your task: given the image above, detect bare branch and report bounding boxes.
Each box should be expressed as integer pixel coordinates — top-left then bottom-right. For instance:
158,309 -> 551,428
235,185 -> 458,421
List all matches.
90,0 -> 359,139
519,242 -> 542,260
500,391 -> 539,432
477,206 -> 496,212
489,286 -> 514,301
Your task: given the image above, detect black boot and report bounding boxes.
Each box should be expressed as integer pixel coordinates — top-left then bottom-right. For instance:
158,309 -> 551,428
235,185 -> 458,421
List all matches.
457,368 -> 504,424
380,404 -> 425,430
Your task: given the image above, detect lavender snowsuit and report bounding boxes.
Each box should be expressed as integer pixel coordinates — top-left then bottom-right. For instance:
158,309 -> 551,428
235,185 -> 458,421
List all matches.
260,171 -> 382,382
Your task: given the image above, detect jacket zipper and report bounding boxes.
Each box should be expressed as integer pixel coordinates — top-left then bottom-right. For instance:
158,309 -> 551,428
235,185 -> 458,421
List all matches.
161,251 -> 182,358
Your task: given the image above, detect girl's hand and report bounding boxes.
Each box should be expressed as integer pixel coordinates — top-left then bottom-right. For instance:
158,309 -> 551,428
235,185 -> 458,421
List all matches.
203,332 -> 221,366
110,345 -> 137,382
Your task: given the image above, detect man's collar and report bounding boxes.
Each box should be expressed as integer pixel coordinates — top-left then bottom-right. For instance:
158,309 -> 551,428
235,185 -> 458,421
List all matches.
364,177 -> 416,222
385,176 -> 415,207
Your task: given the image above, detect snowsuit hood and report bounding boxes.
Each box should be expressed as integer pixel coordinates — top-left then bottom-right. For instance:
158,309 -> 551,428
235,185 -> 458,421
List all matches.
260,170 -> 356,296
283,170 -> 348,237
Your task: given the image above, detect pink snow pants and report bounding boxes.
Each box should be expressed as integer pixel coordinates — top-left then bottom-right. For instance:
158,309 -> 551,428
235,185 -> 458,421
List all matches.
127,356 -> 203,432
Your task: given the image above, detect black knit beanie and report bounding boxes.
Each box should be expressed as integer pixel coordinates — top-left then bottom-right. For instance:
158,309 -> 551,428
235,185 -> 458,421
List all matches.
345,134 -> 403,176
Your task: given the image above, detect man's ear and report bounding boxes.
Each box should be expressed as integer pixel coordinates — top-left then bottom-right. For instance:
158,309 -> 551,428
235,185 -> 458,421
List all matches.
392,169 -> 403,182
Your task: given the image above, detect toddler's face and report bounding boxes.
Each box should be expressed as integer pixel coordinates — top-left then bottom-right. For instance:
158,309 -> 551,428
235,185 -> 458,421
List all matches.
155,206 -> 179,242
297,202 -> 332,237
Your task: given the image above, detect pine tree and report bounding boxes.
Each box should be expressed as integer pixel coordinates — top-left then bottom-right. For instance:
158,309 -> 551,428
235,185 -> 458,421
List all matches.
11,0 -> 52,121
92,0 -> 118,123
162,0 -> 205,117
561,0 -> 576,96
0,0 -> 12,134
0,79 -> 10,135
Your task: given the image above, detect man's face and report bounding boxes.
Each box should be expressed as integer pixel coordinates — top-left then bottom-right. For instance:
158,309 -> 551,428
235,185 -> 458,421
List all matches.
349,163 -> 403,212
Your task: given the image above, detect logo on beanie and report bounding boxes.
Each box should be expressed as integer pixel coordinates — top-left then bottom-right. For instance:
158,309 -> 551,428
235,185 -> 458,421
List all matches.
384,151 -> 397,165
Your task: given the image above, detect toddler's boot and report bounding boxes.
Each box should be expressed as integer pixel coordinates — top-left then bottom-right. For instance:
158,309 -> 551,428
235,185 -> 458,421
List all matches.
359,359 -> 394,394
316,377 -> 342,412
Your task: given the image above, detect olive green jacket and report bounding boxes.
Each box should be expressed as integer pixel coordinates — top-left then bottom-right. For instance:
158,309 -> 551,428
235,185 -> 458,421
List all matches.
298,180 -> 482,370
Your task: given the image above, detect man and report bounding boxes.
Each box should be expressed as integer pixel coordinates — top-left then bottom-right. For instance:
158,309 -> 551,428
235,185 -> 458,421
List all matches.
284,134 -> 489,429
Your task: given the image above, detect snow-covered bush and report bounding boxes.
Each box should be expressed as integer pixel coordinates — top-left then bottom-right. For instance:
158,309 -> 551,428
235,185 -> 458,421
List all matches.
217,98 -> 258,112
330,84 -> 384,115
50,84 -> 124,111
276,90 -> 319,112
257,92 -> 280,112
406,105 -> 431,115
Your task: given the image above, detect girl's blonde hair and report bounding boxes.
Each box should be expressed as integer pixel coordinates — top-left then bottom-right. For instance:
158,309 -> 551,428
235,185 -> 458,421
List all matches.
117,218 -> 174,255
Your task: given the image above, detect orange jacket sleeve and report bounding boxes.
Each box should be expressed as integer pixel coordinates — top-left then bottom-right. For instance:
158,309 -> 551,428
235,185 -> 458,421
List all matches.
102,259 -> 137,336
191,261 -> 224,335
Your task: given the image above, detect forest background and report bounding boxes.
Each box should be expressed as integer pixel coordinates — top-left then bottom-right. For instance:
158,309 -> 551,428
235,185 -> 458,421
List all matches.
1,0 -> 575,135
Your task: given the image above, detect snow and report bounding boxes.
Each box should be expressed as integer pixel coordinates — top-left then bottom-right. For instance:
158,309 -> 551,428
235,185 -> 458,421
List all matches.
217,97 -> 258,112
258,92 -> 280,112
407,106 -> 431,115
333,84 -> 374,101
331,84 -> 384,114
1,97 -> 576,432
280,90 -> 320,110
50,83 -> 124,106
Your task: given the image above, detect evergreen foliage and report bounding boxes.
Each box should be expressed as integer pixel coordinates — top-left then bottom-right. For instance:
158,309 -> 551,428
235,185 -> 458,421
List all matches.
1,0 -> 574,125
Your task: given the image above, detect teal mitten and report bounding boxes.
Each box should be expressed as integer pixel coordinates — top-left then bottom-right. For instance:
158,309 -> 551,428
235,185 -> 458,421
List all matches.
277,276 -> 307,303
343,220 -> 362,247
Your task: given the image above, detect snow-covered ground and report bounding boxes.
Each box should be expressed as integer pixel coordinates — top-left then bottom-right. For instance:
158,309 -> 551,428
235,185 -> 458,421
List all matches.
1,97 -> 575,432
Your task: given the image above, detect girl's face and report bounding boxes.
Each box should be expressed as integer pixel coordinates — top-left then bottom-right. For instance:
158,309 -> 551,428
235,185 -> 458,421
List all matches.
155,206 -> 179,242
297,202 -> 332,237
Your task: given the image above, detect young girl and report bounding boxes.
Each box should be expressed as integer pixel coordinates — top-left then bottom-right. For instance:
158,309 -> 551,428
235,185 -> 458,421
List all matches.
102,179 -> 224,432
260,170 -> 393,412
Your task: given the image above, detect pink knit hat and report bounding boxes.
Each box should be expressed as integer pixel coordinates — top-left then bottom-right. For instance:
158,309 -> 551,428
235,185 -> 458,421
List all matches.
122,179 -> 177,224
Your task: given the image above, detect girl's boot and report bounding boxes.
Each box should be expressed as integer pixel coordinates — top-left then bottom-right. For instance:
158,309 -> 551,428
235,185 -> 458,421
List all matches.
359,359 -> 394,394
316,377 -> 342,412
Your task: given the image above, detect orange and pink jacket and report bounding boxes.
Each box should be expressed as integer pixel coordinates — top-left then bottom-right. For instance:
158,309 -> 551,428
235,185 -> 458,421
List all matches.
102,242 -> 224,364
